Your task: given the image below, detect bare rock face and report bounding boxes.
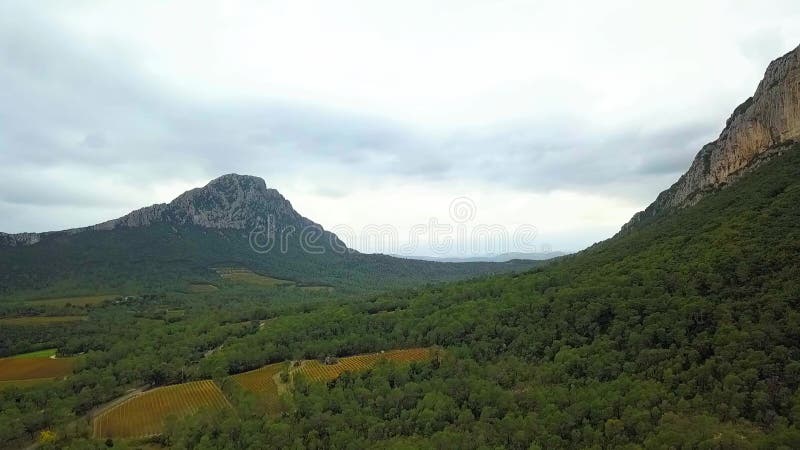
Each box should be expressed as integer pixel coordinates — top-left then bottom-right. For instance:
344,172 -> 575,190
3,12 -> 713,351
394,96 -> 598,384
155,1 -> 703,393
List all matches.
2,174 -> 339,246
622,44 -> 800,232
93,174 -> 307,231
0,232 -> 41,247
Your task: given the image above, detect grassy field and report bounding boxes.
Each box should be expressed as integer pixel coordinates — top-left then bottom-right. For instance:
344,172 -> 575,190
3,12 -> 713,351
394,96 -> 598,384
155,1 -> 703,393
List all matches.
93,380 -> 232,439
230,362 -> 287,414
0,357 -> 74,381
0,316 -> 86,326
296,348 -> 433,383
25,294 -> 117,307
8,348 -> 57,359
213,267 -> 294,287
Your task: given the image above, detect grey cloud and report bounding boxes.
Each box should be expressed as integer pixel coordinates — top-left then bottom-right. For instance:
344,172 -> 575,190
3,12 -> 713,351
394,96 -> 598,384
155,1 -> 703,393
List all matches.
82,133 -> 109,149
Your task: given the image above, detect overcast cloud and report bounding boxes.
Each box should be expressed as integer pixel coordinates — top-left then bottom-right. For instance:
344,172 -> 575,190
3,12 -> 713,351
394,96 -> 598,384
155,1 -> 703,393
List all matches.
1,1 -> 800,254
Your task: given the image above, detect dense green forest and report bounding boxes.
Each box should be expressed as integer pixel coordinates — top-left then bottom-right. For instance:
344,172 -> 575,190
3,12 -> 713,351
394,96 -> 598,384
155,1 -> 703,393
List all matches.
2,145 -> 800,449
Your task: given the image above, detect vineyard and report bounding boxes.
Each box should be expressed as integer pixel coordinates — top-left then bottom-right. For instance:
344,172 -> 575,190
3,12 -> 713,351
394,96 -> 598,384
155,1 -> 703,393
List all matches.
94,380 -> 232,439
230,362 -> 287,414
0,356 -> 74,381
296,348 -> 433,382
86,349 -> 433,440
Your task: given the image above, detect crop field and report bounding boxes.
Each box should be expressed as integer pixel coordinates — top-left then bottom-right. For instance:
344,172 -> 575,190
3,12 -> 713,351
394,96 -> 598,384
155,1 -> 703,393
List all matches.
230,362 -> 287,414
0,316 -> 86,326
296,348 -> 433,382
25,294 -> 117,307
0,357 -> 74,381
94,380 -> 232,438
214,267 -> 294,287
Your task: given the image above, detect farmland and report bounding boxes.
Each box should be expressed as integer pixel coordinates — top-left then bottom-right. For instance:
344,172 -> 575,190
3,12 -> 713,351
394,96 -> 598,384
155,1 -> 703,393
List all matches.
296,348 -> 433,382
87,349 -> 431,439
93,380 -> 232,439
0,356 -> 74,381
25,294 -> 118,307
213,267 -> 294,287
230,362 -> 287,414
0,316 -> 86,326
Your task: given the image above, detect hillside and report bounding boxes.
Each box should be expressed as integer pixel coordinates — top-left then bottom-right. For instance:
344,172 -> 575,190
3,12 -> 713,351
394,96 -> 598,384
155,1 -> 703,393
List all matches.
158,143 -> 800,450
152,49 -> 800,447
0,175 -> 538,298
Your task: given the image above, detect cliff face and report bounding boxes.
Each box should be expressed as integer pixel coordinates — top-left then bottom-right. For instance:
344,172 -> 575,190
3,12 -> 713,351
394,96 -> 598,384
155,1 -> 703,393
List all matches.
622,44 -> 800,232
1,174 -> 342,247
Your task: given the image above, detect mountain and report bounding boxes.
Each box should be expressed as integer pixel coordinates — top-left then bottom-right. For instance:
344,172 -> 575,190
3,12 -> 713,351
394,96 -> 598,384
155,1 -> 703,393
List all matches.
210,48 -> 800,447
622,44 -> 800,232
0,174 -> 344,248
0,175 -> 539,298
391,251 -> 567,263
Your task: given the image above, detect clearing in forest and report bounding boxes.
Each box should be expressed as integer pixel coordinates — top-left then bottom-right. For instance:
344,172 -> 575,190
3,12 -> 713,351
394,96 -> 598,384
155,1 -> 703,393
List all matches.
296,347 -> 434,383
0,356 -> 74,381
0,316 -> 86,326
213,267 -> 294,287
25,294 -> 117,307
93,380 -> 232,439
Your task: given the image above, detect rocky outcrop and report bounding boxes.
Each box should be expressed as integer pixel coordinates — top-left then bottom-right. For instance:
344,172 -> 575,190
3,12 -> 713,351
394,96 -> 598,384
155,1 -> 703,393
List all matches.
0,232 -> 41,247
2,174 -> 342,247
622,44 -> 800,232
92,174 -> 307,231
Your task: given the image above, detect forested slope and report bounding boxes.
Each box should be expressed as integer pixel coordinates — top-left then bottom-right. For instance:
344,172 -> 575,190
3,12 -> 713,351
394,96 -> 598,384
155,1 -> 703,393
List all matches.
162,145 -> 800,448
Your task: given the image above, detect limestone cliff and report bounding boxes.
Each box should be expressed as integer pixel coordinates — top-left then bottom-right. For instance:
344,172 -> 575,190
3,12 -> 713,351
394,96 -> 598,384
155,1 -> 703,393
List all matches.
621,44 -> 800,232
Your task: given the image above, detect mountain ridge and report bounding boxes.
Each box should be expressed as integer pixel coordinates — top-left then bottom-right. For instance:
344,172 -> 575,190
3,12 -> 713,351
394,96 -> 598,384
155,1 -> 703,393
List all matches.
390,251 -> 567,263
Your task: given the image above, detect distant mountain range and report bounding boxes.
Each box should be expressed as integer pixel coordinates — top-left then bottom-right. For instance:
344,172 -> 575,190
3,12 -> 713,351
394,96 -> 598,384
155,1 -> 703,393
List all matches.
391,252 -> 567,263
0,174 -> 541,298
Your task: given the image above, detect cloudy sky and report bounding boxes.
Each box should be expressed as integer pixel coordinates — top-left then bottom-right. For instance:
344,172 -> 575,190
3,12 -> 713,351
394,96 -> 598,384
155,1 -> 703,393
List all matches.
2,1 -> 799,255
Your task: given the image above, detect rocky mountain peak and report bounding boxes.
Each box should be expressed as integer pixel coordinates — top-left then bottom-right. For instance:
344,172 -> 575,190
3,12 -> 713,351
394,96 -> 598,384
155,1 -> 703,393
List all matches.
621,44 -> 800,233
95,174 -> 303,231
1,174 -> 334,246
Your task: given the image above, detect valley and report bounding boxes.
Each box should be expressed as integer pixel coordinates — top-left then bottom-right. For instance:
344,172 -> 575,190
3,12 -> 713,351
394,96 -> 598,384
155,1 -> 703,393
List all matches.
1,6 -> 800,449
